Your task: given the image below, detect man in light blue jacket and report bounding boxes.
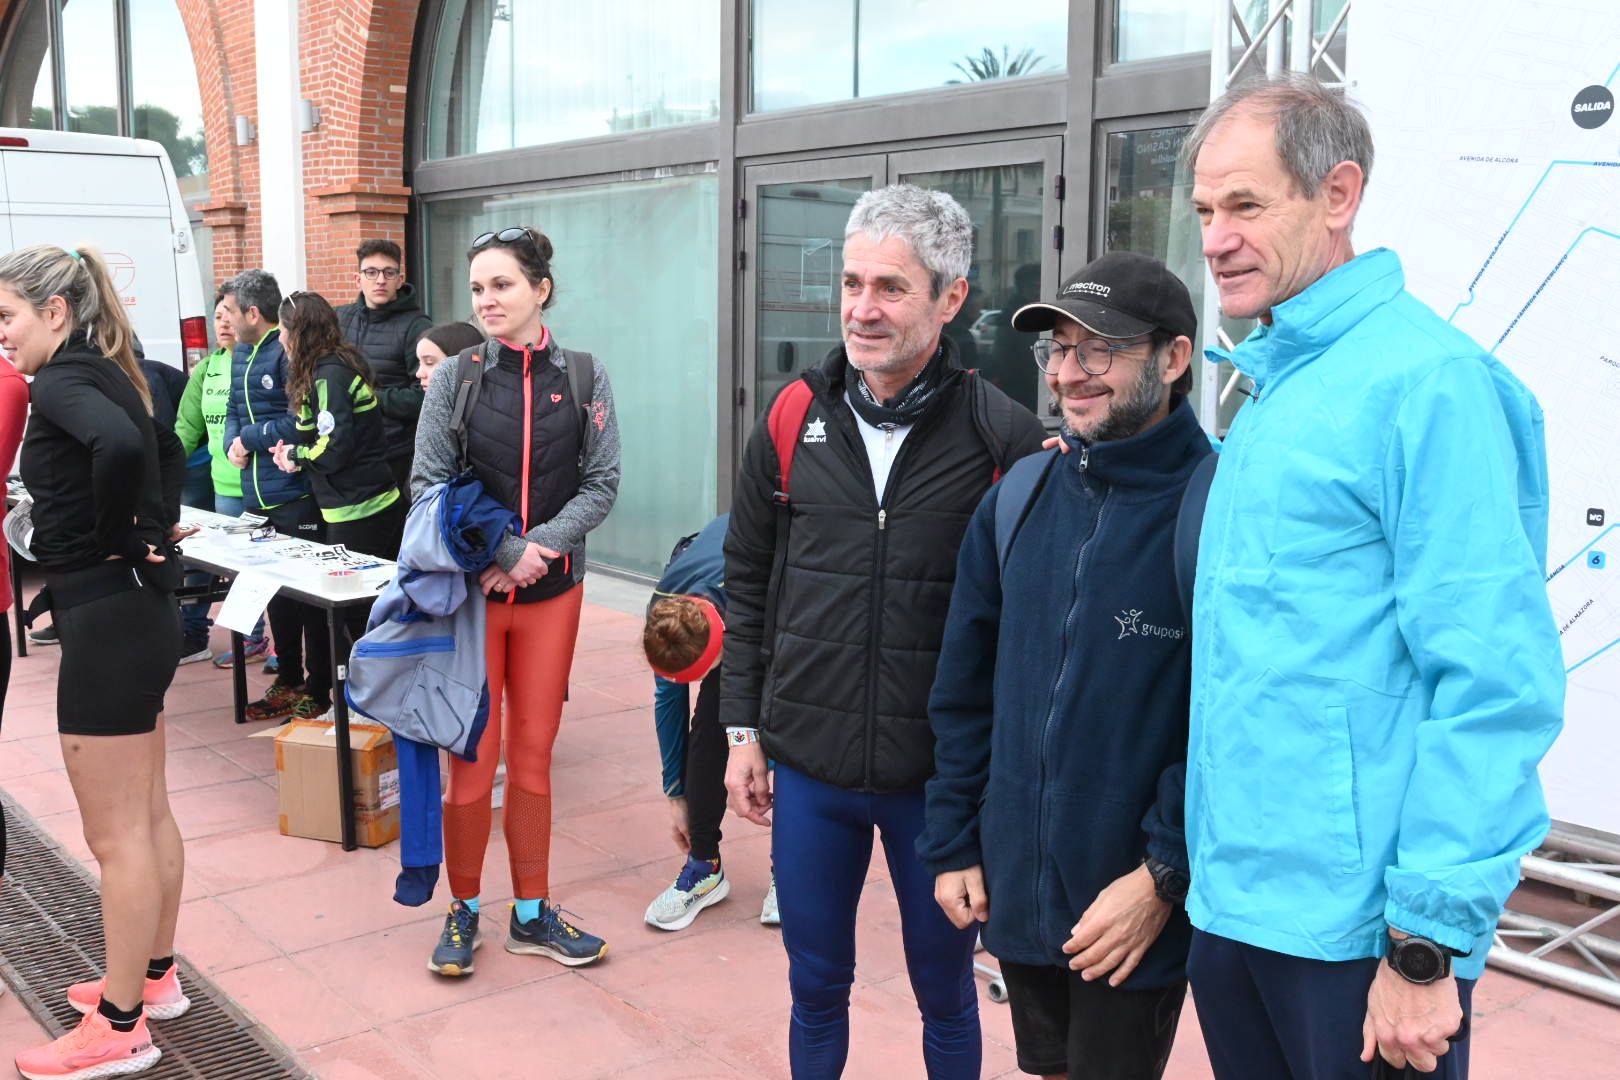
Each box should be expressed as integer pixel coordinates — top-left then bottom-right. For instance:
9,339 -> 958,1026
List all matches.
1183,74 -> 1563,1079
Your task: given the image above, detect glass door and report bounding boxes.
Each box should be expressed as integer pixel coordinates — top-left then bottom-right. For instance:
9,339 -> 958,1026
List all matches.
737,139 -> 1064,457
740,156 -> 885,431
891,137 -> 1063,415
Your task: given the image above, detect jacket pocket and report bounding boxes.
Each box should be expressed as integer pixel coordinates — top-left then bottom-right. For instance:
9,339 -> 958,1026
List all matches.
353,635 -> 455,658
1321,705 -> 1364,873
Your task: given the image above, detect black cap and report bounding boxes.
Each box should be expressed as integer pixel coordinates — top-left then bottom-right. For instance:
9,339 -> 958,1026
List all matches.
1011,252 -> 1196,341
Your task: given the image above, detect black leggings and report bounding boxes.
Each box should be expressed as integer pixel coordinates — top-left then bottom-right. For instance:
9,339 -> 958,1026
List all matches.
264,498 -> 331,704
684,671 -> 728,862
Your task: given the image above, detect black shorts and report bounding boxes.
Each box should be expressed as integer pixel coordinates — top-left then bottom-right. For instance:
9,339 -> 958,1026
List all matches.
998,958 -> 1186,1079
54,572 -> 180,737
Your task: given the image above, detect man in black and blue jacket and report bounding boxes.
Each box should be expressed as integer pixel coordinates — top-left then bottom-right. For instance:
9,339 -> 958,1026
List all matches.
918,252 -> 1210,1080
220,269 -> 327,723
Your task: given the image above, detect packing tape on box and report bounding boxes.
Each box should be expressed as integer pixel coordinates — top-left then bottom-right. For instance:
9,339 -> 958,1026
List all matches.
326,568 -> 365,594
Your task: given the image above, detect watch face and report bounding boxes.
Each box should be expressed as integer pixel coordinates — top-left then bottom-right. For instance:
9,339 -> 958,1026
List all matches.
1396,941 -> 1443,983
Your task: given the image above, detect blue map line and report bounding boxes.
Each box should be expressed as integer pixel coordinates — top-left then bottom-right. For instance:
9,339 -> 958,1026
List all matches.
1493,227 -> 1620,349
1551,525 -> 1618,674
1547,524 -> 1616,583
1569,637 -> 1619,674
1447,160 -> 1620,324
1608,61 -> 1620,87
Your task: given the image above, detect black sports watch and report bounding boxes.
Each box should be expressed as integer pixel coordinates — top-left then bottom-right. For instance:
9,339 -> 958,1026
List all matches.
1144,856 -> 1189,905
1385,934 -> 1463,984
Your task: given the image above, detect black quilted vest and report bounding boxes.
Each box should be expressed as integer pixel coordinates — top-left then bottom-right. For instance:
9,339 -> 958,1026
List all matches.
463,340 -> 581,602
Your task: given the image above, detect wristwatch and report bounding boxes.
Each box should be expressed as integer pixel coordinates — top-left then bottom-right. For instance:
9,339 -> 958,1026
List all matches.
1144,856 -> 1189,905
1385,934 -> 1463,984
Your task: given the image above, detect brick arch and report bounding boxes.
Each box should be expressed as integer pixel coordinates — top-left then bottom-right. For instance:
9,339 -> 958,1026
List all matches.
300,0 -> 424,301
177,0 -> 260,278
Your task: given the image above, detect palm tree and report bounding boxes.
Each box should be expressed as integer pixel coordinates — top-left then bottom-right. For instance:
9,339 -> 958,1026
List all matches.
948,46 -> 1047,85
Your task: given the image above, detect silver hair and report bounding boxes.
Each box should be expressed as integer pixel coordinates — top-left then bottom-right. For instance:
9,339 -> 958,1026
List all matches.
1183,72 -> 1374,197
844,184 -> 973,297
221,268 -> 283,324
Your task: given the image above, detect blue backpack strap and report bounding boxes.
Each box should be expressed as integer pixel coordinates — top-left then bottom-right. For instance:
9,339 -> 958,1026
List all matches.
1173,453 -> 1219,624
994,449 -> 1059,574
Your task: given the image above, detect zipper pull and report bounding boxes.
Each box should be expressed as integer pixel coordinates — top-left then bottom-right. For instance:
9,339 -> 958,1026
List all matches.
1079,446 -> 1090,471
877,509 -> 887,531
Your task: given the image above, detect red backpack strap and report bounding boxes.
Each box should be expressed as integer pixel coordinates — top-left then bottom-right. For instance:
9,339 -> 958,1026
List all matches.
760,378 -> 816,664
767,379 -> 816,503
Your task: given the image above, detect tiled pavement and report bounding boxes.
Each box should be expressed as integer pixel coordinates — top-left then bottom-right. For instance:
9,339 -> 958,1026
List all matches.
1,574 -> 1618,1078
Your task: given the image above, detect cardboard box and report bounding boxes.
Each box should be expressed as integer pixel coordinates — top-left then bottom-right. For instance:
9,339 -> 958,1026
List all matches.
273,719 -> 400,848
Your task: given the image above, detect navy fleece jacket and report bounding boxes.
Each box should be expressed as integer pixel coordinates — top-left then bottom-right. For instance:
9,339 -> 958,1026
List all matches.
917,398 -> 1210,988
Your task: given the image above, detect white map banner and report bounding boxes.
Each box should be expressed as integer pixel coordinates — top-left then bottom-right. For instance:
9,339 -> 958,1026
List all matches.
1354,0 -> 1620,836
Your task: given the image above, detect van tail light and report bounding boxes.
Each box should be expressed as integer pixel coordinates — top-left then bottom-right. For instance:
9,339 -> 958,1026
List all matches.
180,315 -> 209,373
0,136 -> 28,147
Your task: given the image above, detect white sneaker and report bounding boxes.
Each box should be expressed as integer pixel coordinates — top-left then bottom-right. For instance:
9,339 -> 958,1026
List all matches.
760,875 -> 780,926
645,857 -> 730,931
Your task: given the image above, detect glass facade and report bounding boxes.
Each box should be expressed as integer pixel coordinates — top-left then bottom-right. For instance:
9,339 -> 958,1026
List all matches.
0,0 -> 208,190
425,0 -> 720,159
751,0 -> 1067,112
1104,124 -> 1250,429
128,0 -> 209,200
60,0 -> 119,134
422,172 -> 720,575
1114,0 -> 1349,65
901,162 -> 1048,413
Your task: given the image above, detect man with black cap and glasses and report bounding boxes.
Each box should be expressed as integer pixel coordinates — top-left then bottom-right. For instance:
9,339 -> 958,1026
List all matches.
918,251 -> 1211,1080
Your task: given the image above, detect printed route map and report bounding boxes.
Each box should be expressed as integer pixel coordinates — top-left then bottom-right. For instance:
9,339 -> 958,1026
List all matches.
1355,0 -> 1620,834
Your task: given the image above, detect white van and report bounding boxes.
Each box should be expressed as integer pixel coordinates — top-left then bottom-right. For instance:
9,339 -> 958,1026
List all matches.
0,127 -> 208,372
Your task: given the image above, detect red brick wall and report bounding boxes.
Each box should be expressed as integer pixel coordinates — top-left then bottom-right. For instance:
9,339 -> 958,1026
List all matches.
300,0 -> 423,303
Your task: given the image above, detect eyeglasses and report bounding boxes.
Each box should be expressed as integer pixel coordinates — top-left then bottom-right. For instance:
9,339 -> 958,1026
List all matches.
471,226 -> 538,250
1031,335 -> 1153,376
360,266 -> 401,281
277,291 -> 313,323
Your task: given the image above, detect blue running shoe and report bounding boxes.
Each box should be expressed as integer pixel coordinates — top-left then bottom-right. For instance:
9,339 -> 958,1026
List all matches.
428,900 -> 481,977
506,902 -> 608,967
645,856 -> 729,931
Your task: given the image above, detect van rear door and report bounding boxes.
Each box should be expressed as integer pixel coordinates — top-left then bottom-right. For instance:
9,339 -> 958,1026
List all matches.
0,152 -> 12,250
0,148 -> 180,364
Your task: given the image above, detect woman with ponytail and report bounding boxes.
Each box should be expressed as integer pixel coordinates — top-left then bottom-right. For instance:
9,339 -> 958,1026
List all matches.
271,291 -> 405,674
0,244 -> 190,1078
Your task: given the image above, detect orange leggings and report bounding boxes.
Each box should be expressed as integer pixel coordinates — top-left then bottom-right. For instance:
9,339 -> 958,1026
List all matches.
443,584 -> 583,900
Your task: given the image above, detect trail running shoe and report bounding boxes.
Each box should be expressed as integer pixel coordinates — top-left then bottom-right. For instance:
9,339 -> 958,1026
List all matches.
427,900 -> 481,977
211,637 -> 269,668
506,902 -> 608,967
645,856 -> 729,931
244,680 -> 304,723
14,1008 -> 161,1079
263,653 -> 280,675
28,625 -> 58,646
760,873 -> 780,926
288,696 -> 329,722
66,967 -> 190,1020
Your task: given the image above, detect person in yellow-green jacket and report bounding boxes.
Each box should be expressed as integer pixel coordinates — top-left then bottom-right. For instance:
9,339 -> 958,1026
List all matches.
270,290 -> 405,655
174,289 -> 269,665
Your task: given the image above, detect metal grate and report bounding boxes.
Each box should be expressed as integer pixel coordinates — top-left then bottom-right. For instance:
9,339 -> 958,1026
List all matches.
0,793 -> 311,1079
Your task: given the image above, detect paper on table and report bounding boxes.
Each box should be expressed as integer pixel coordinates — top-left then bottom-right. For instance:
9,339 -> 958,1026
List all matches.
216,570 -> 281,634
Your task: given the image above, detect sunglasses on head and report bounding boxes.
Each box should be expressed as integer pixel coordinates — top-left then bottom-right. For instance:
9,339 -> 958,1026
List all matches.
471,226 -> 539,250
277,291 -> 313,321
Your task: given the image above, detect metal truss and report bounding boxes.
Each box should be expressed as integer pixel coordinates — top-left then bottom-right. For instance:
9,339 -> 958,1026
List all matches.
1198,0 -> 1351,428
1493,825 -> 1620,1007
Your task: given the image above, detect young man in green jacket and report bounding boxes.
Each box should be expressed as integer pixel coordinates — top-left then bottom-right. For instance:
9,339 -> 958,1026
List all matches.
175,291 -> 269,665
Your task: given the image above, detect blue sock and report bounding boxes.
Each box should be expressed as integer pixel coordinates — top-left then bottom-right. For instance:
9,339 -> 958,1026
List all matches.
514,897 -> 543,924
459,896 -> 480,914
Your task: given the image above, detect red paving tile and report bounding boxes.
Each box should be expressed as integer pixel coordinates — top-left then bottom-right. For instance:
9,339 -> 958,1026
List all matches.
2,591 -> 1619,1079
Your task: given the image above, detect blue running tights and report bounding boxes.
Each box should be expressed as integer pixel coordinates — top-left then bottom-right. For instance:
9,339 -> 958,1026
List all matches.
772,764 -> 980,1079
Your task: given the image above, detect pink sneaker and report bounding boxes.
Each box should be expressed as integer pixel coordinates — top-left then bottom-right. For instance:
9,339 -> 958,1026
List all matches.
14,1008 -> 161,1079
66,967 -> 190,1021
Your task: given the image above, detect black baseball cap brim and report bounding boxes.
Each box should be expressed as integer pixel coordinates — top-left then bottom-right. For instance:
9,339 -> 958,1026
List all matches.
1010,299 -> 1156,338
